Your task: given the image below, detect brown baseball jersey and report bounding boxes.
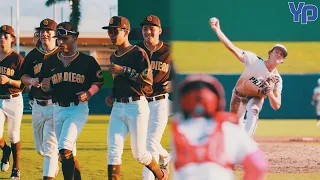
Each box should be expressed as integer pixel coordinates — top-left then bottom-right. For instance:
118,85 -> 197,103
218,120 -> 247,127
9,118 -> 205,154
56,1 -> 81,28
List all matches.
0,50 -> 24,94
136,41 -> 172,96
20,46 -> 59,100
110,45 -> 153,98
39,52 -> 104,103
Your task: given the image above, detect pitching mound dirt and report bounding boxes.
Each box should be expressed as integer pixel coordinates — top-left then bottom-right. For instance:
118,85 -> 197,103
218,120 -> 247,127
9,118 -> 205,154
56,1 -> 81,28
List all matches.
237,137 -> 320,173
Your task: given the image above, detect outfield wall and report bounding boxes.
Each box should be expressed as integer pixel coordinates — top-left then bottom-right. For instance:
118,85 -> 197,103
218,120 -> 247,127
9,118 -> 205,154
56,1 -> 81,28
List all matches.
23,73 -> 316,119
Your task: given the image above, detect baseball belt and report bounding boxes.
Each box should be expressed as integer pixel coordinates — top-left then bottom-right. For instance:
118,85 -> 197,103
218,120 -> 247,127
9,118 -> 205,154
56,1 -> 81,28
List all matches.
115,96 -> 141,103
0,93 -> 20,99
146,94 -> 166,102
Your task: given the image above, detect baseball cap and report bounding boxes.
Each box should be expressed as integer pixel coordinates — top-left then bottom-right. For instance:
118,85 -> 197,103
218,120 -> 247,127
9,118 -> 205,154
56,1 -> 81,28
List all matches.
272,44 -> 288,58
35,18 -> 57,31
53,22 -> 79,38
102,16 -> 131,30
140,15 -> 161,27
0,25 -> 15,37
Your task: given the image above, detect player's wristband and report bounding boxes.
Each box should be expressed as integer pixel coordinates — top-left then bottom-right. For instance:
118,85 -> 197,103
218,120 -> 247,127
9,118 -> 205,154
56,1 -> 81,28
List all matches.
88,84 -> 100,96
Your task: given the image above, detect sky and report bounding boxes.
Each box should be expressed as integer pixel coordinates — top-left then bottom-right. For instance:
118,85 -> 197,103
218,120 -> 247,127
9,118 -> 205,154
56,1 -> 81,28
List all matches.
0,0 -> 118,32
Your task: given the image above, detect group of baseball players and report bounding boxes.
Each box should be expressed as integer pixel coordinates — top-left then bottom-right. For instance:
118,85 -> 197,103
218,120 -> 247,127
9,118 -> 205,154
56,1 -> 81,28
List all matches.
0,14 -> 173,180
0,17 -> 105,179
0,11 -> 296,180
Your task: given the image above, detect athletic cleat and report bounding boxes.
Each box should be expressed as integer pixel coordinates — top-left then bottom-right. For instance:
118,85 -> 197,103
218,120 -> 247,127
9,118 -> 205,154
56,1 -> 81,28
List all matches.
1,146 -> 11,172
10,168 -> 20,179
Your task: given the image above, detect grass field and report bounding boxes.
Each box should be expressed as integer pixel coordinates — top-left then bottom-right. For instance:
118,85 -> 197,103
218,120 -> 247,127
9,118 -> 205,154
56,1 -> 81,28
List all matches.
172,41 -> 320,73
0,115 -> 319,180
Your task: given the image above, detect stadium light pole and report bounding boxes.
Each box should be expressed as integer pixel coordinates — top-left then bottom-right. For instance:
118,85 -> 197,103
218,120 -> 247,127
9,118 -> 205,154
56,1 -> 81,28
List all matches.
53,0 -> 57,21
16,0 -> 20,54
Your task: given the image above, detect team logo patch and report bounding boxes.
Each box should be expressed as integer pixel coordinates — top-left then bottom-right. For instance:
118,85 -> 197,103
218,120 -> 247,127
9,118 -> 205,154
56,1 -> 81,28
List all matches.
147,16 -> 153,22
58,26 -> 63,29
43,19 -> 49,26
2,26 -> 6,31
109,18 -> 114,24
96,70 -> 103,79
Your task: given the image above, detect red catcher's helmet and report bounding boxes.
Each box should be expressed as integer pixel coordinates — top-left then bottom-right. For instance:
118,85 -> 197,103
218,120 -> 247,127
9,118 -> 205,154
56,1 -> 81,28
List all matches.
178,74 -> 225,119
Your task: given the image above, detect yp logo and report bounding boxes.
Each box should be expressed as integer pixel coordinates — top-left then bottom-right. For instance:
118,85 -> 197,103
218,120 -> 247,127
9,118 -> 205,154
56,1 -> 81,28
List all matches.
288,2 -> 318,24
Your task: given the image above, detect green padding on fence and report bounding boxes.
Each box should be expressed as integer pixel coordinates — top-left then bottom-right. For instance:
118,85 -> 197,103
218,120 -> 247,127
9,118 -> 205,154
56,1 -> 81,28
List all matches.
102,71 -> 113,87
171,0 -> 320,41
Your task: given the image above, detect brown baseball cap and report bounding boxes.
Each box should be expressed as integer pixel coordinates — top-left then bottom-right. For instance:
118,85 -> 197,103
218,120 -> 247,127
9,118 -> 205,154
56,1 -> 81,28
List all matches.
102,16 -> 131,30
0,25 -> 15,37
54,21 -> 79,37
140,15 -> 161,27
36,18 -> 57,31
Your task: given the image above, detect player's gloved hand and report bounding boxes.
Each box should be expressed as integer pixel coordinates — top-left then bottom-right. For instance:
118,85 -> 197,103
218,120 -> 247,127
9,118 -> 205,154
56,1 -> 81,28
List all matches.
76,91 -> 91,102
105,95 -> 114,107
0,75 -> 10,85
209,17 -> 220,32
106,63 -> 124,75
263,81 -> 272,96
41,78 -> 51,92
31,78 -> 40,88
266,75 -> 280,84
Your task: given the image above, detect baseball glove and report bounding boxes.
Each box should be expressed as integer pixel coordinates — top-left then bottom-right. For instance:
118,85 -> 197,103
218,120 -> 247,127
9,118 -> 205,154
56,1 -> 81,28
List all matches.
260,75 -> 279,95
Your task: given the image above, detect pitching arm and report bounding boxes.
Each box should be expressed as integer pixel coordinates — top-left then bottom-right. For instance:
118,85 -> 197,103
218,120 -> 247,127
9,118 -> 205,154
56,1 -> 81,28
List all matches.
209,18 -> 245,63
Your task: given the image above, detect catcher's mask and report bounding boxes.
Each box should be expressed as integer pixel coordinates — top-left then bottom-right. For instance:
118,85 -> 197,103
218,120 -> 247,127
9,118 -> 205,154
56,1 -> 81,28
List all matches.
178,74 -> 225,119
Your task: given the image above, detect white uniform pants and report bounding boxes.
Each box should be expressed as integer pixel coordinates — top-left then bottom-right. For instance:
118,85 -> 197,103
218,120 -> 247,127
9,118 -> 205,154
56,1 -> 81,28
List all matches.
0,93 -> 23,143
142,94 -> 170,180
32,100 -> 59,177
230,90 -> 264,137
107,97 -> 152,165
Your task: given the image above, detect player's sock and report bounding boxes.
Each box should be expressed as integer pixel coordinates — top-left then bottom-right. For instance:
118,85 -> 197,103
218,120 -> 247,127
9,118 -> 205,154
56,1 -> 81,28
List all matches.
0,137 -> 9,150
59,149 -> 75,180
74,156 -> 82,180
108,164 -> 120,180
11,141 -> 21,170
145,157 -> 164,179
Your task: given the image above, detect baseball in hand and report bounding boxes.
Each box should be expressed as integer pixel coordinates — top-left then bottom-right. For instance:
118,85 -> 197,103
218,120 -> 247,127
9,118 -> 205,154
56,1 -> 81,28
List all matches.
210,17 -> 218,24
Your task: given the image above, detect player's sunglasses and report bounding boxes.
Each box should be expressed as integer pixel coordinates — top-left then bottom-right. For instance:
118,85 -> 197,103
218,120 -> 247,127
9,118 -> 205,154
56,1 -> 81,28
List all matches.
56,28 -> 77,36
0,33 -> 11,39
107,28 -> 126,36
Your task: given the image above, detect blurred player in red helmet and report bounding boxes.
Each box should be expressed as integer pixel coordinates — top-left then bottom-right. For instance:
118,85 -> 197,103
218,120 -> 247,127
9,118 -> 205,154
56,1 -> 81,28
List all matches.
171,74 -> 268,180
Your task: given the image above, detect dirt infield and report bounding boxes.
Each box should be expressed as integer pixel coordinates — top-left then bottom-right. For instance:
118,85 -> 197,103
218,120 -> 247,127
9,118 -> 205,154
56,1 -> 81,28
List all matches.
254,137 -> 320,173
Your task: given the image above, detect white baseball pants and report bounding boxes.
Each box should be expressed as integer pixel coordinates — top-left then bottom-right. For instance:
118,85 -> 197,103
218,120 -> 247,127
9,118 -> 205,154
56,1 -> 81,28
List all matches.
230,90 -> 264,137
32,100 -> 59,177
142,94 -> 170,180
0,93 -> 23,143
54,102 -> 88,153
107,96 -> 152,165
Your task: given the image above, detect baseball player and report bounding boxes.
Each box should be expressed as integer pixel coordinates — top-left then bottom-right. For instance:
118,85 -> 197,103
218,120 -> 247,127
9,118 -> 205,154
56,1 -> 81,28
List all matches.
103,16 -> 168,180
172,74 -> 268,180
312,78 -> 320,126
209,17 -> 287,137
40,21 -> 104,180
20,18 -> 63,180
136,15 -> 172,180
0,25 -> 25,179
